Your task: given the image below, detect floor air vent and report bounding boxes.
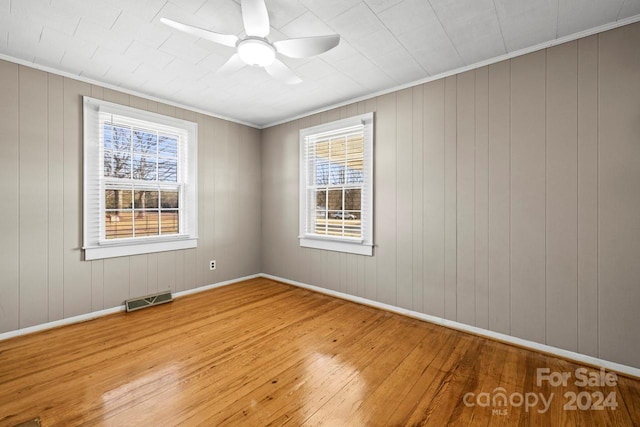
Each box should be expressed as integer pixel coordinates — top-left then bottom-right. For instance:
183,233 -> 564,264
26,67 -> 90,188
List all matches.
125,291 -> 173,312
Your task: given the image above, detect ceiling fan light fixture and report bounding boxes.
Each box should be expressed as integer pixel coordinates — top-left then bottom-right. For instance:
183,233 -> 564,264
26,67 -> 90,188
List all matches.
237,38 -> 276,67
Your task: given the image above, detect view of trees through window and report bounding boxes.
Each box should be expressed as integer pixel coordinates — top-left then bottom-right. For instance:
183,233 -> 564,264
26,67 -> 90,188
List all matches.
103,123 -> 180,240
312,133 -> 364,238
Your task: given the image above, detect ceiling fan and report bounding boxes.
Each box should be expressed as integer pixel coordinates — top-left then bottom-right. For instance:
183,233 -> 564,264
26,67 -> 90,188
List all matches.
160,0 -> 341,84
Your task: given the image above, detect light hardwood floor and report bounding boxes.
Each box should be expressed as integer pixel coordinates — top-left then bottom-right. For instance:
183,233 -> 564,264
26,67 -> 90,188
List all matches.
1,278 -> 639,426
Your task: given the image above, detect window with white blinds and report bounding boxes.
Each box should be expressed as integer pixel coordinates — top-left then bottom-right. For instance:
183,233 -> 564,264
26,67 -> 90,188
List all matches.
299,112 -> 374,256
83,97 -> 198,260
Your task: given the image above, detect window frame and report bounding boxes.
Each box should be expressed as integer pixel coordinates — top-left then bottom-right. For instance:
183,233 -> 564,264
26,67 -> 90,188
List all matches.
299,112 -> 374,256
83,96 -> 198,260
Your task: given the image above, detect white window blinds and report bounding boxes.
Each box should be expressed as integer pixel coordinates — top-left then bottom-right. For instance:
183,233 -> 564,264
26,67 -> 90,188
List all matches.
299,112 -> 374,256
83,97 -> 198,260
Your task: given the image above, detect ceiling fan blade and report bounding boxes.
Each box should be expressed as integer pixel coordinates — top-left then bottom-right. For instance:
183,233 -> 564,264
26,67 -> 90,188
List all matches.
265,59 -> 302,85
160,18 -> 239,48
216,54 -> 247,76
274,34 -> 341,59
240,0 -> 270,37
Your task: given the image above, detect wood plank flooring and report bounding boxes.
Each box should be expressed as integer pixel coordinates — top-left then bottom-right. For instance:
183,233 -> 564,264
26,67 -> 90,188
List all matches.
0,278 -> 639,426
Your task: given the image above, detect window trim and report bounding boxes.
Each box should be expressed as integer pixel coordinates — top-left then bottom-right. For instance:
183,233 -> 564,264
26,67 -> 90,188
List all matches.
299,112 -> 374,256
83,96 -> 198,260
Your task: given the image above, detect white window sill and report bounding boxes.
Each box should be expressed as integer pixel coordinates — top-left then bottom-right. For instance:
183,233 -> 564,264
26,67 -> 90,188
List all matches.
300,237 -> 373,256
84,237 -> 197,260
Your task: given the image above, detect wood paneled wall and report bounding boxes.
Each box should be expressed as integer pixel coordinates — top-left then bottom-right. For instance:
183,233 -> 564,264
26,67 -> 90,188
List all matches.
0,62 -> 262,334
261,23 -> 640,368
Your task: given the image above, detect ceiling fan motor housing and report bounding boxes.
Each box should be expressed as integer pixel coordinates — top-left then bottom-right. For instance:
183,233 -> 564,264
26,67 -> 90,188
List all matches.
237,37 -> 276,67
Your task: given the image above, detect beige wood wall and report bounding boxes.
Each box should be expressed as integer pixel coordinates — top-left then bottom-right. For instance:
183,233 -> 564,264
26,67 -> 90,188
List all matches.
0,62 -> 262,334
261,22 -> 640,368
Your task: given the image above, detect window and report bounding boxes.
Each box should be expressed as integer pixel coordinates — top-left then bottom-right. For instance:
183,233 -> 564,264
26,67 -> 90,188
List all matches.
83,97 -> 198,260
299,112 -> 374,256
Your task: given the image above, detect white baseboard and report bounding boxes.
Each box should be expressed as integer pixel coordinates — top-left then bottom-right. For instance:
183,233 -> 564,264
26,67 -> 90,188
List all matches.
260,273 -> 640,379
0,274 -> 261,343
0,305 -> 126,343
173,274 -> 261,298
2,272 -> 637,379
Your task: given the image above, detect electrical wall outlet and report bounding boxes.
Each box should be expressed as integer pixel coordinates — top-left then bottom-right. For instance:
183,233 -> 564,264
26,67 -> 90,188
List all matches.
209,260 -> 216,271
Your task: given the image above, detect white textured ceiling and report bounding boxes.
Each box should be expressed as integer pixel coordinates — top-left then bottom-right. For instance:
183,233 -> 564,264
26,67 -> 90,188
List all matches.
1,0 -> 639,127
